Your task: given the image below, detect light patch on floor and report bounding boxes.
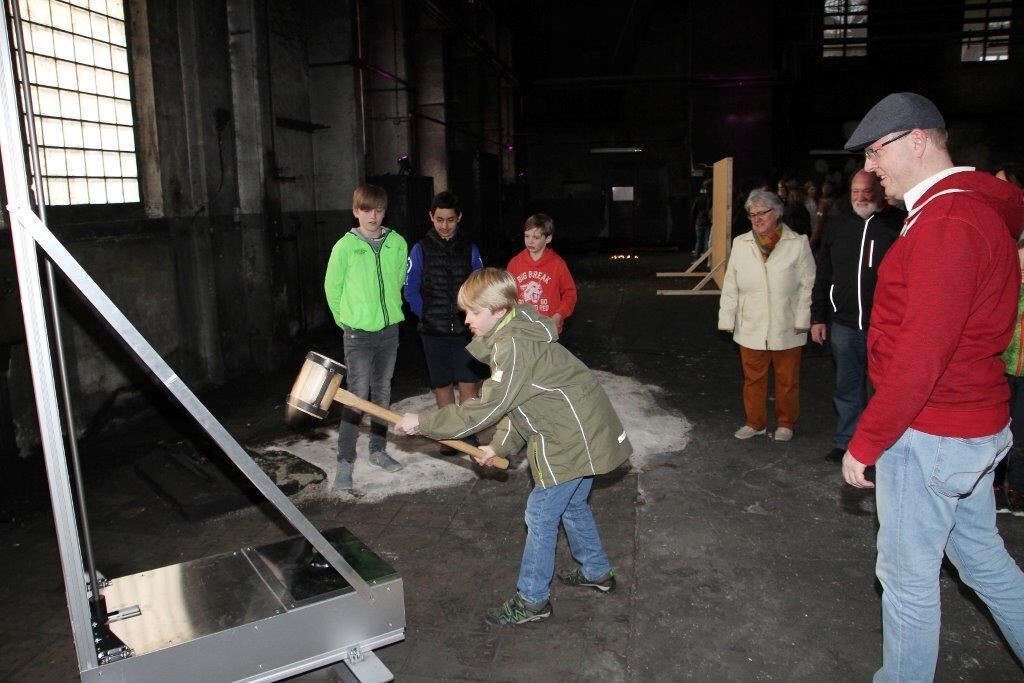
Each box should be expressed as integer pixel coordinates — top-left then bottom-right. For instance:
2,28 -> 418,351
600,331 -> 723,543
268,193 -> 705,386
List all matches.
263,370 -> 690,503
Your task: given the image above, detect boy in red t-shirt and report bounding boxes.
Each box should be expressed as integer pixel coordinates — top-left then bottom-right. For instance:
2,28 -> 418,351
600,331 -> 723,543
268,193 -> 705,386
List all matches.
506,213 -> 577,332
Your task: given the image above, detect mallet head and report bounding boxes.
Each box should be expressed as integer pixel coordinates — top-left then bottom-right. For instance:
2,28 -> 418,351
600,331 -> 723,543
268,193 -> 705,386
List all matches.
286,351 -> 346,420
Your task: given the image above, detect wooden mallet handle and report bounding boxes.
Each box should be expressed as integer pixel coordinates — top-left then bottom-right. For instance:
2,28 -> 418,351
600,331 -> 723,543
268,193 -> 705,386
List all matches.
332,388 -> 509,469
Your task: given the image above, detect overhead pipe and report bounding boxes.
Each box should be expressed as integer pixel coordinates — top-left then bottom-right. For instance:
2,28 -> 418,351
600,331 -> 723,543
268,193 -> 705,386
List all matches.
532,73 -> 786,88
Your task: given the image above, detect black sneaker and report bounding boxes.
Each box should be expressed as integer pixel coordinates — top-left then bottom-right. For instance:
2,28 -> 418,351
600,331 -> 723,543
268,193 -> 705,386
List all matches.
557,567 -> 616,593
484,593 -> 552,626
996,485 -> 1012,514
825,447 -> 845,463
1008,487 -> 1024,517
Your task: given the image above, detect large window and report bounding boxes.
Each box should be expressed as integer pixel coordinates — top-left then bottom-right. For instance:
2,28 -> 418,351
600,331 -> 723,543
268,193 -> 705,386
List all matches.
8,0 -> 139,205
961,0 -> 1012,62
823,0 -> 868,58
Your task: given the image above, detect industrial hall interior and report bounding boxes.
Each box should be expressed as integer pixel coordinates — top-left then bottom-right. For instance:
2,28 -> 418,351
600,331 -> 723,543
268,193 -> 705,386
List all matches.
1,0 -> 1024,681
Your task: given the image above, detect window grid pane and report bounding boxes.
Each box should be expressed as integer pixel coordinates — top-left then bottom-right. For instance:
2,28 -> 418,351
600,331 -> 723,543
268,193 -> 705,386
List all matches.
961,0 -> 1013,63
822,0 -> 869,58
8,0 -> 140,205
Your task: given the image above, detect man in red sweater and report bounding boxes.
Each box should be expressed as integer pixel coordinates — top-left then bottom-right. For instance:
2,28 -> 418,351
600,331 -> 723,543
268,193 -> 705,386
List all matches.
842,92 -> 1024,681
507,213 -> 577,333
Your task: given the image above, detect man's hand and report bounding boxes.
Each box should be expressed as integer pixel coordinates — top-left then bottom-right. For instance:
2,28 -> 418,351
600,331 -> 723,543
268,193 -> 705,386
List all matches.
552,313 -> 563,327
842,451 -> 874,488
811,323 -> 827,345
394,413 -> 420,435
475,444 -> 498,466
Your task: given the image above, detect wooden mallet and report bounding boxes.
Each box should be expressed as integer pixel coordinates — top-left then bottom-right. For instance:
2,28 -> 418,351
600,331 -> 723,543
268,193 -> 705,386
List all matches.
286,351 -> 508,469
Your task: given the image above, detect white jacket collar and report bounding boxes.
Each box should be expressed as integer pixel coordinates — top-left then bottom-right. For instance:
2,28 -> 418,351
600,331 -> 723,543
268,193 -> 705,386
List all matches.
904,166 -> 974,211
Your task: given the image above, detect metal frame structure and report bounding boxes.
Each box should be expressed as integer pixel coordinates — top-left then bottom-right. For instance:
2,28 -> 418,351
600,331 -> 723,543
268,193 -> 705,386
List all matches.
0,12 -> 403,682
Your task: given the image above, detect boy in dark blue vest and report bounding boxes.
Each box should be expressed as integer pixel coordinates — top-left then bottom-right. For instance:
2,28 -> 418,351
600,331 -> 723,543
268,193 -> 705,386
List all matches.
404,191 -> 485,445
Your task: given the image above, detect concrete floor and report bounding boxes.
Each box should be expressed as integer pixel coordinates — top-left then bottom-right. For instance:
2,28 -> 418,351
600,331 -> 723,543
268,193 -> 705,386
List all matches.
2,252 -> 1024,681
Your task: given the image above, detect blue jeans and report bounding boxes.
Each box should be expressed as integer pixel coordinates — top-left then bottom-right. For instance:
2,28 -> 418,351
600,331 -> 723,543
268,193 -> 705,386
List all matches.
830,322 -> 867,450
874,425 -> 1024,682
517,476 -> 611,604
337,325 -> 399,464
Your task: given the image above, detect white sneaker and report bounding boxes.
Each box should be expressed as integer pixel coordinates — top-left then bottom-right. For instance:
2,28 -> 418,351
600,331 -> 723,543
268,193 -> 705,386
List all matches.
734,425 -> 767,439
774,427 -> 794,442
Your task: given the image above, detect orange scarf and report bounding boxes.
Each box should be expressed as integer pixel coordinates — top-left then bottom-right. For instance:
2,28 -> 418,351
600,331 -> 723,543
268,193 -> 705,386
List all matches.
752,227 -> 782,260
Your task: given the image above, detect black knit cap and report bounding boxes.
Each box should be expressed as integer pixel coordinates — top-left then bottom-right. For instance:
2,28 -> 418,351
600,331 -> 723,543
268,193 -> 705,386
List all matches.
844,92 -> 945,151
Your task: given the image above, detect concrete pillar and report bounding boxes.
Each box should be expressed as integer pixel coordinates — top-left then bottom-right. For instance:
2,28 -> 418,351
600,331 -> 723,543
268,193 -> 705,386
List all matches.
169,0 -> 224,382
411,14 -> 447,190
307,0 -> 363,214
362,0 -> 412,177
227,0 -> 270,216
127,0 -> 163,219
225,0 -> 278,371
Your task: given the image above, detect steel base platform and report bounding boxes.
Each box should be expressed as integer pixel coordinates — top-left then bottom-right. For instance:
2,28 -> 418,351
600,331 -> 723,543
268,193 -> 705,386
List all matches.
85,526 -> 404,682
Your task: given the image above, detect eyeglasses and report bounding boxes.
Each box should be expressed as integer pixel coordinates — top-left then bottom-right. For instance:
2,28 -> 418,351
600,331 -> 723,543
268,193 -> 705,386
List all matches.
864,130 -> 912,161
747,208 -> 774,221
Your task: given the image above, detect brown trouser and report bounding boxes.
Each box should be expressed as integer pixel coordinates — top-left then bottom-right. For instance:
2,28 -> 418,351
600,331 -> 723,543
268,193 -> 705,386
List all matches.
739,345 -> 802,430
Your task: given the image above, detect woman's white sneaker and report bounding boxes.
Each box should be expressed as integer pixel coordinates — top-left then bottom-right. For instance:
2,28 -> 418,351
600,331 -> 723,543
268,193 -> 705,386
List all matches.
734,425 -> 767,439
774,427 -> 794,442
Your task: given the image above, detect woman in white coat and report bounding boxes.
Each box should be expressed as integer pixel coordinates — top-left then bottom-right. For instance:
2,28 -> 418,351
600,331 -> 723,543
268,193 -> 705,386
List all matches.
718,189 -> 816,442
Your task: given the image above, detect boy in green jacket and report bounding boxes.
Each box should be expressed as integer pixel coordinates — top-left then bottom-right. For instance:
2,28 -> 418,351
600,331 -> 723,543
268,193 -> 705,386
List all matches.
995,238 -> 1024,515
324,184 -> 408,490
395,268 -> 632,626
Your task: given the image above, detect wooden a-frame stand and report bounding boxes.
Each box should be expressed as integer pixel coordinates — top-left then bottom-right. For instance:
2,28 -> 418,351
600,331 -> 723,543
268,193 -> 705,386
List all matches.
657,157 -> 733,295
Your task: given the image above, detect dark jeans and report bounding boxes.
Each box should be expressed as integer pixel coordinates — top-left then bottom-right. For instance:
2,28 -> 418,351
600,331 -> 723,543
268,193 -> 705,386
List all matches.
830,322 -> 867,450
995,374 -> 1024,489
337,324 -> 399,464
692,223 -> 711,259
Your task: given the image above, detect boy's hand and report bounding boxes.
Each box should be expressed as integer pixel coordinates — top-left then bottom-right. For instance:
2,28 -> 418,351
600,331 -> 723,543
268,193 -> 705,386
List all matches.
552,313 -> 563,327
395,413 -> 420,435
474,444 -> 498,466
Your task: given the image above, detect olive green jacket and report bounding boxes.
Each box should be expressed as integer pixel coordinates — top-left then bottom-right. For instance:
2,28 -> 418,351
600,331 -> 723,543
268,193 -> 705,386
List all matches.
418,305 -> 632,487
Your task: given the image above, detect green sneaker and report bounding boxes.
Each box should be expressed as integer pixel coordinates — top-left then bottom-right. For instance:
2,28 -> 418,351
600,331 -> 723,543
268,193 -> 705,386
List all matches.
484,593 -> 552,626
557,567 -> 616,593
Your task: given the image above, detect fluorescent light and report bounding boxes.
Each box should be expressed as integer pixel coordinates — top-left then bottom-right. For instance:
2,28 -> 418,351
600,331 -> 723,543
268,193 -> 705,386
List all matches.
590,147 -> 644,154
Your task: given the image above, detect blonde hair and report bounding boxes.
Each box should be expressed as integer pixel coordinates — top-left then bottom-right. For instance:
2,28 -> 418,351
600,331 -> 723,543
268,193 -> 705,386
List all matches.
458,268 -> 517,312
352,183 -> 388,211
524,213 -> 554,236
924,128 -> 949,151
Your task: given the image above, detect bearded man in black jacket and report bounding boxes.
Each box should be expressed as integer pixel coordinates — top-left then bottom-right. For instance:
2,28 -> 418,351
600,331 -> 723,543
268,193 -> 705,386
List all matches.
811,169 -> 906,463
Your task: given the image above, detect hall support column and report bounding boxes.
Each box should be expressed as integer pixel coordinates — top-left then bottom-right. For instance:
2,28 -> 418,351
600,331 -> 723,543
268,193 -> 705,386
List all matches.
411,13 -> 447,190
226,0 -> 279,372
362,0 -> 413,177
